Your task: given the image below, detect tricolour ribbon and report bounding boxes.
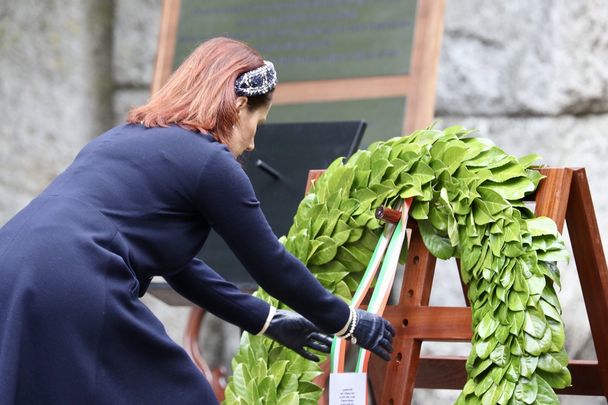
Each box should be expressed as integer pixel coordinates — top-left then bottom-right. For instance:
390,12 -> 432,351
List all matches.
329,198 -> 412,376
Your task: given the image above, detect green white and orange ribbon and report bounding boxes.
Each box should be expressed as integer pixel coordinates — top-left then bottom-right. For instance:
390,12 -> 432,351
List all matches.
329,199 -> 412,374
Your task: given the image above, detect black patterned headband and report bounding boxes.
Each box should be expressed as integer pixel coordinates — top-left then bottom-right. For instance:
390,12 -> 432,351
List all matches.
235,60 -> 277,97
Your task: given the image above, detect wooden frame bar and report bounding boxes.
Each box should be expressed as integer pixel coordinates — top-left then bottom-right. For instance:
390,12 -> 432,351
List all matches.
382,306 -> 472,341
151,0 -> 181,94
566,169 -> 608,397
404,0 -> 446,134
415,358 -> 605,396
273,75 -> 411,105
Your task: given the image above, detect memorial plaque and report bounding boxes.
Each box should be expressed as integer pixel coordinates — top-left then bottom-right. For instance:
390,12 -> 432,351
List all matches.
174,0 -> 418,82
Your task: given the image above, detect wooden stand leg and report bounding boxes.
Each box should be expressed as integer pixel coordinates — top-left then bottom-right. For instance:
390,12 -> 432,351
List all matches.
566,169 -> 608,399
183,307 -> 226,402
369,228 -> 437,404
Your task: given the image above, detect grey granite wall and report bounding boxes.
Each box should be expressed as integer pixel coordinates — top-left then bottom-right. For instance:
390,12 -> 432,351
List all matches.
112,0 -> 159,124
1,0 -> 606,403
0,0 -> 114,224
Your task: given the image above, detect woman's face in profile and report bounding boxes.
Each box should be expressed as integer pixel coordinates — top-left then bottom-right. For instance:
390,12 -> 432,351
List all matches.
230,97 -> 271,157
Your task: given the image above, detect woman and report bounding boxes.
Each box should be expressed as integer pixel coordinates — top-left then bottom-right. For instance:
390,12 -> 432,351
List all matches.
0,37 -> 394,404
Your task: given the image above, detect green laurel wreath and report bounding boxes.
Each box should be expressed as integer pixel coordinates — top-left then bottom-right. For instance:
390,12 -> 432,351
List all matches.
224,127 -> 571,405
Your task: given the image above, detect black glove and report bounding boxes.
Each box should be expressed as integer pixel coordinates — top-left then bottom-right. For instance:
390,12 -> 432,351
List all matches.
349,309 -> 395,361
264,309 -> 334,362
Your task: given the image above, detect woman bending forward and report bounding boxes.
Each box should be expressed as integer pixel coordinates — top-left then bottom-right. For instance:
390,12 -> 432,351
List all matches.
0,37 -> 394,404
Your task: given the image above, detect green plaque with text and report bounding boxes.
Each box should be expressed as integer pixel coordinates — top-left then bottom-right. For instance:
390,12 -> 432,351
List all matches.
175,0 -> 417,82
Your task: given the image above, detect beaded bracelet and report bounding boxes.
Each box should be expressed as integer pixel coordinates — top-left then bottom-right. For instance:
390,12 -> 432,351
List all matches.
341,308 -> 358,344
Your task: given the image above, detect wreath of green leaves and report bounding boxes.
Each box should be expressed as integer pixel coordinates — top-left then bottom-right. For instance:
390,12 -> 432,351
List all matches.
224,127 -> 571,405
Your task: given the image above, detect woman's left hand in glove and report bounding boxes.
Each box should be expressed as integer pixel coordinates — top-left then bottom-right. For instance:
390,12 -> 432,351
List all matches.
264,309 -> 333,361
348,309 -> 396,361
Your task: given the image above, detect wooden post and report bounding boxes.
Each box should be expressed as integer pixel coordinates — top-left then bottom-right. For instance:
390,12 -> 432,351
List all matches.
404,0 -> 446,134
151,0 -> 181,94
565,169 -> 608,397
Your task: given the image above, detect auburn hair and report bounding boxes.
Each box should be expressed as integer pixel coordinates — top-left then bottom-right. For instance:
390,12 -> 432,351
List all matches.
127,37 -> 272,143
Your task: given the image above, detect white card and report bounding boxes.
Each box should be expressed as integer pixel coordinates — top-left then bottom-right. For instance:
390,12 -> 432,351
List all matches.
329,372 -> 367,405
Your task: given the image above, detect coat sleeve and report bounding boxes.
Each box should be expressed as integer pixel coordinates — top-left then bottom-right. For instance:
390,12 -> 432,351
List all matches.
193,147 -> 350,334
164,258 -> 271,334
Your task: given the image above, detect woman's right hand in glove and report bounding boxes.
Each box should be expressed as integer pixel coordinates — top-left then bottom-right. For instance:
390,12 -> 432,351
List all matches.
265,309 -> 333,362
343,309 -> 396,361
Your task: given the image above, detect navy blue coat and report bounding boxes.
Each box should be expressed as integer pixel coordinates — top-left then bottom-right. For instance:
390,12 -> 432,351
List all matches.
0,124 -> 350,404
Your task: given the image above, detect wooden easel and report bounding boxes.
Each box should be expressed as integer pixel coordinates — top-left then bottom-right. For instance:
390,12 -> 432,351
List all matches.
361,167 -> 608,403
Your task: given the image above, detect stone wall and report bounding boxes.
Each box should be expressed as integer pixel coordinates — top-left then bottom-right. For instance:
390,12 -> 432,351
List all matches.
1,0 -> 607,403
0,0 -> 114,224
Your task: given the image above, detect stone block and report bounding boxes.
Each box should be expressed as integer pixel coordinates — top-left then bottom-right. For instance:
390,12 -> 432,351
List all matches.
113,0 -> 162,87
436,0 -> 608,116
0,0 -> 113,223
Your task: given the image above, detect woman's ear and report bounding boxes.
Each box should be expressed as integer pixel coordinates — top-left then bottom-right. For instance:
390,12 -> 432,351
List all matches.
235,96 -> 248,111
